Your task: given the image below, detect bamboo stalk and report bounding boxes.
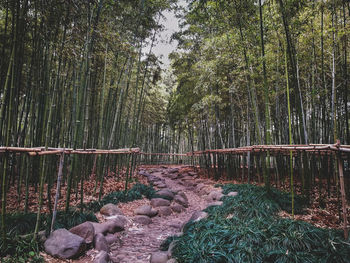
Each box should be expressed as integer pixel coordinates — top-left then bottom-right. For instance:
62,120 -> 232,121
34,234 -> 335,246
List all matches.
50,152 -> 65,233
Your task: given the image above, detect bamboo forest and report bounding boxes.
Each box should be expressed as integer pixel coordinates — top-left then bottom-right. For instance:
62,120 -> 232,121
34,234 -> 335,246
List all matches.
0,0 -> 350,262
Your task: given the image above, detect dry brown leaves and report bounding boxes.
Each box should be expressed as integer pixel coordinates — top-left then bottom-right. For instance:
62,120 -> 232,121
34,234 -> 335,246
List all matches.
4,170 -> 147,214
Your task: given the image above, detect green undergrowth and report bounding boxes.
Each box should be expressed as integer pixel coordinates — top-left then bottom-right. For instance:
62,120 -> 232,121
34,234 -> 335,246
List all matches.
165,184 -> 350,263
1,183 -> 155,261
85,183 -> 156,212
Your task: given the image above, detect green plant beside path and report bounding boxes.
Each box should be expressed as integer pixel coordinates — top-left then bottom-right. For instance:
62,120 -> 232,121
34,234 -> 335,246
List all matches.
165,184 -> 350,263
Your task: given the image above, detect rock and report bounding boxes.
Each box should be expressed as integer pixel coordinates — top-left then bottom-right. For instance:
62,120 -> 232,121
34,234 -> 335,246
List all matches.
158,207 -> 172,217
134,205 -> 158,217
188,172 -> 197,176
167,259 -> 177,263
199,187 -> 211,196
168,168 -> 179,174
151,198 -> 171,207
174,195 -> 189,208
195,183 -> 206,193
189,211 -> 208,222
227,191 -> 238,197
171,205 -> 185,213
93,251 -> 110,263
44,229 -> 86,259
155,182 -> 167,188
148,176 -> 162,184
156,189 -> 175,200
177,191 -> 188,202
94,233 -> 109,252
150,252 -> 168,263
69,221 -> 95,244
100,203 -> 124,216
207,201 -> 223,207
105,233 -> 119,244
91,216 -> 126,235
208,190 -> 224,201
167,241 -> 177,258
133,215 -> 152,225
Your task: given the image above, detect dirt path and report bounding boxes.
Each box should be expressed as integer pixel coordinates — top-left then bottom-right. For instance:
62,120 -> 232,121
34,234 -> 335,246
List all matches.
42,165 -> 221,263
107,165 -> 219,263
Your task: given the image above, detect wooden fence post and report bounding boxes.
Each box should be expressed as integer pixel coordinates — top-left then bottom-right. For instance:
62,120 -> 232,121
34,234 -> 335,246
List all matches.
337,140 -> 348,239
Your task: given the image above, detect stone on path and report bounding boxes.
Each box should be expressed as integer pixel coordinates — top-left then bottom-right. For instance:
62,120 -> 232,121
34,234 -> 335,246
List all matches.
208,190 -> 224,201
94,233 -> 109,252
150,252 -> 169,263
189,211 -> 208,222
151,198 -> 171,207
156,189 -> 175,200
173,193 -> 189,208
134,205 -> 158,217
93,251 -> 110,263
158,206 -> 172,217
91,216 -> 127,235
105,233 -> 119,244
133,215 -> 152,225
227,191 -> 238,197
69,221 -> 95,244
168,168 -> 179,174
207,201 -> 223,207
154,182 -> 167,188
44,229 -> 87,259
171,204 -> 185,213
100,203 -> 124,216
177,191 -> 188,202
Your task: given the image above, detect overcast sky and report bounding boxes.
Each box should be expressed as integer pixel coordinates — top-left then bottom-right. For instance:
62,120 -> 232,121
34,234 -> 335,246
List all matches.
150,1 -> 186,68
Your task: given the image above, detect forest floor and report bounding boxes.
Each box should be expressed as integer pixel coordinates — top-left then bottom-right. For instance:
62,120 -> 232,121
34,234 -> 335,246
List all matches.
7,165 -> 347,262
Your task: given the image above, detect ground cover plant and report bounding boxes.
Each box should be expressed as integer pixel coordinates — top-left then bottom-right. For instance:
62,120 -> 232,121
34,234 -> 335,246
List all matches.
166,184 -> 350,263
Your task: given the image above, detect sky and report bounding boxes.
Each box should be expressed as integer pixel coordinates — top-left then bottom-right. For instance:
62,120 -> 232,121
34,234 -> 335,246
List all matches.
150,1 -> 186,68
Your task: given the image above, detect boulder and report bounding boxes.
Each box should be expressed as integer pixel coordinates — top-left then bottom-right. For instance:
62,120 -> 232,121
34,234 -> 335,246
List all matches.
173,195 -> 189,208
189,211 -> 208,222
94,233 -> 109,252
167,259 -> 178,263
134,205 -> 158,217
227,191 -> 238,197
100,203 -> 124,216
69,221 -> 95,244
133,215 -> 152,225
44,229 -> 86,259
156,189 -> 174,200
93,251 -> 110,263
151,198 -> 171,207
158,207 -> 172,217
171,205 -> 185,213
150,252 -> 169,263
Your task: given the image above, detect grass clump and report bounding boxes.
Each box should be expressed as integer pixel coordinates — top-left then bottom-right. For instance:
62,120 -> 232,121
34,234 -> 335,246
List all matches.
171,184 -> 350,263
86,183 -> 156,212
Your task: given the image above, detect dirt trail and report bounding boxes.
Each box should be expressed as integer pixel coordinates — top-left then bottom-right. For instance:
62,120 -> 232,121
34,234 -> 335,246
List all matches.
108,166 -> 218,263
43,165 -> 220,263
